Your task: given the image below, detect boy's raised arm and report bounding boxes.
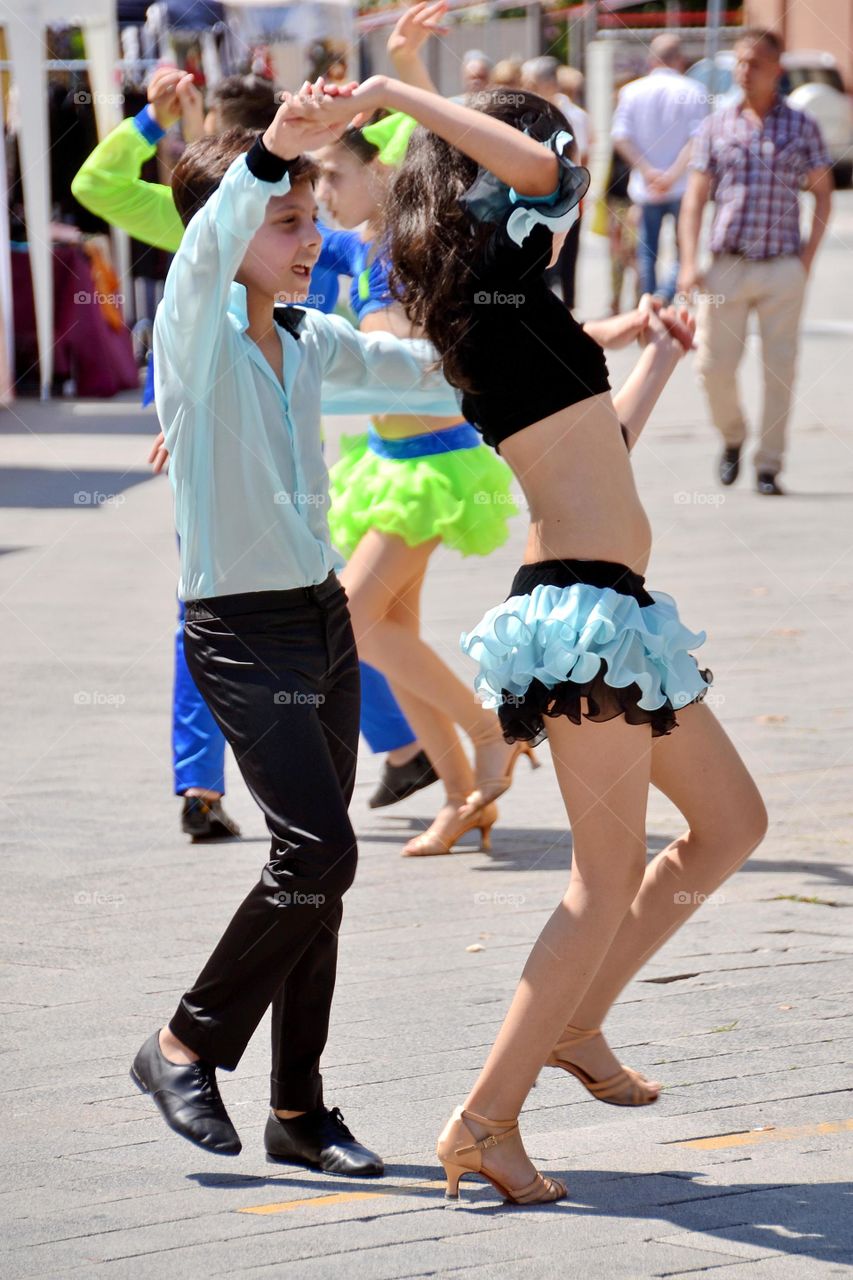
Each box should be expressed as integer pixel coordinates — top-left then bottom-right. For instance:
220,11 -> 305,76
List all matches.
154,137 -> 292,404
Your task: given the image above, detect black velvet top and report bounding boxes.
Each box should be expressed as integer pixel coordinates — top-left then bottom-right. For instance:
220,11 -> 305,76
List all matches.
456,131 -> 612,450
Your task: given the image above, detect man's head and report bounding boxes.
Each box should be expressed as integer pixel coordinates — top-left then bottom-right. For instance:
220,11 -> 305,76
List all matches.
734,28 -> 784,101
462,49 -> 493,95
172,129 -> 321,303
203,74 -> 279,135
648,34 -> 685,73
521,56 -> 560,98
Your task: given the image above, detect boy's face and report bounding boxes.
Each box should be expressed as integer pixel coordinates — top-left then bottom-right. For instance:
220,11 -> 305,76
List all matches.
237,181 -> 322,303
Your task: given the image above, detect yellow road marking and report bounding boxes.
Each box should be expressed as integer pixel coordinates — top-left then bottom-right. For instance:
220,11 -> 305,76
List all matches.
671,1119 -> 853,1150
240,1180 -> 448,1215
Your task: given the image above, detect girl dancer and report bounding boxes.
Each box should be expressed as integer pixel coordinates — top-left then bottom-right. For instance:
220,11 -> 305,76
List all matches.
324,75 -> 767,1203
316,116 -> 535,858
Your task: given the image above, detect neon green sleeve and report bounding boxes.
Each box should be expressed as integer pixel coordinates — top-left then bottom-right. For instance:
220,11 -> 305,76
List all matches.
71,116 -> 184,252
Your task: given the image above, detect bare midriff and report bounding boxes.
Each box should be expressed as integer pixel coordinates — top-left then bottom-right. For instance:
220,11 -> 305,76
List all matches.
500,392 -> 653,577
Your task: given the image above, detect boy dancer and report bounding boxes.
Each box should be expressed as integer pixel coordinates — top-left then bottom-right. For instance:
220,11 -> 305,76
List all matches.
131,80 -> 458,1169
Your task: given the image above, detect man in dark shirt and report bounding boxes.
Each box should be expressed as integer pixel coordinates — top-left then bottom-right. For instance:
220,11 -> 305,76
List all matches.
679,28 -> 832,495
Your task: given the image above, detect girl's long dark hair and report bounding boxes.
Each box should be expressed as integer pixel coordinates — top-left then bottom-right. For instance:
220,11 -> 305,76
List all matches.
385,89 -> 571,393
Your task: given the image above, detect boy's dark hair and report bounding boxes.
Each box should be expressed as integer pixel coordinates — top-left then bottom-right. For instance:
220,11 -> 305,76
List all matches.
209,74 -> 279,130
171,128 -> 319,227
737,27 -> 784,59
337,125 -> 380,166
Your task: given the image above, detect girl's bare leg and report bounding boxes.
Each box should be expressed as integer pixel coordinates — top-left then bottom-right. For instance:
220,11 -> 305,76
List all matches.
457,710 -> 653,1190
342,530 -> 507,765
558,702 -> 768,1084
384,573 -> 475,802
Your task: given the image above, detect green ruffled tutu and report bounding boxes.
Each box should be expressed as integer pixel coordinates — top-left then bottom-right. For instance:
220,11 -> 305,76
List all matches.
328,428 -> 518,558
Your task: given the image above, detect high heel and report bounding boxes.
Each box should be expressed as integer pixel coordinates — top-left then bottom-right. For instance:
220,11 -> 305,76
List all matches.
462,741 -> 540,815
546,1024 -> 660,1107
402,801 -> 497,857
436,1106 -> 566,1205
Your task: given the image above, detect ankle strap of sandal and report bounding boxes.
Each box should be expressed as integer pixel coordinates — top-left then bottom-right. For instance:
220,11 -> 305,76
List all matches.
458,1108 -> 518,1153
558,1024 -> 602,1044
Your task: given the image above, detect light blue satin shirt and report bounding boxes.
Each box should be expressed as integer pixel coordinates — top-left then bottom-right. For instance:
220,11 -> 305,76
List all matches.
154,150 -> 460,601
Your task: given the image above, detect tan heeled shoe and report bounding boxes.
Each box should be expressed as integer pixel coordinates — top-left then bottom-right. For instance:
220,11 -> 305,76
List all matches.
402,801 -> 497,857
546,1024 -> 660,1106
462,740 -> 540,815
437,1106 -> 567,1205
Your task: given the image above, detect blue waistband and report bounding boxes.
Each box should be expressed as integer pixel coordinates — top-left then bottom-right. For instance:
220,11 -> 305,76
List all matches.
367,422 -> 481,459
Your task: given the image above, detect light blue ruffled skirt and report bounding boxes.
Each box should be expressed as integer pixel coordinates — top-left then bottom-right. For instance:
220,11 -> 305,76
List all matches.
460,560 -> 713,742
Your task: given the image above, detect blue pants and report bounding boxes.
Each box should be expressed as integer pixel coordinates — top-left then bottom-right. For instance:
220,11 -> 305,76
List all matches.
173,602 -> 415,793
638,198 -> 682,301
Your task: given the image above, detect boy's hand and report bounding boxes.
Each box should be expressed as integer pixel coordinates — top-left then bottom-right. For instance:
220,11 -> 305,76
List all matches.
388,2 -> 449,64
642,299 -> 695,356
148,430 -> 169,474
262,78 -> 361,159
147,66 -> 186,130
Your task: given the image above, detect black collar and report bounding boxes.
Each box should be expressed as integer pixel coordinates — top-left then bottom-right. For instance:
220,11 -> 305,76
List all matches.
273,305 -> 306,341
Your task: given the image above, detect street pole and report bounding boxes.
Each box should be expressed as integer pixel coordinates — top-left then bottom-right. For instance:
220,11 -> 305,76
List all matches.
705,0 -> 723,104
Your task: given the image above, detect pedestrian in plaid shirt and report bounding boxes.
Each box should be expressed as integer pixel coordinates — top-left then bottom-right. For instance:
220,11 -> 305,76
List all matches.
679,28 -> 833,495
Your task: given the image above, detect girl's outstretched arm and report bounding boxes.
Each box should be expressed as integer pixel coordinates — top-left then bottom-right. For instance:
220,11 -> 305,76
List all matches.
350,75 -> 559,197
612,305 -> 695,452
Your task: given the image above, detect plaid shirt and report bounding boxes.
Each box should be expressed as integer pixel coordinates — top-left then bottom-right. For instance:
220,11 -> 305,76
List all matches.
691,98 -> 830,259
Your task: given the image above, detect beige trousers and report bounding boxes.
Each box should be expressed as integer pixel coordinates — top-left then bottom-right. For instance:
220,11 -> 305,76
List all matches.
695,253 -> 808,477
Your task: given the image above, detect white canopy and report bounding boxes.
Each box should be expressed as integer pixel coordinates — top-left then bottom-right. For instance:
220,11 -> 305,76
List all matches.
3,0 -> 121,398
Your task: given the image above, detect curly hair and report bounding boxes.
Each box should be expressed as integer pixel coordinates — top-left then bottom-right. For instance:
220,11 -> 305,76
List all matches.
385,89 -> 571,393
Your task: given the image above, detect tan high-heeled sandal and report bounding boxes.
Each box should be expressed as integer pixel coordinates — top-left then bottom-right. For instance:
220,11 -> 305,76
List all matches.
436,1106 -> 567,1204
402,801 -> 497,857
546,1024 -> 660,1106
462,740 -> 540,815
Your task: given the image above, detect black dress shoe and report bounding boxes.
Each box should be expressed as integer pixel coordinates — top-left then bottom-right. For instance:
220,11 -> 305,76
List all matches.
718,445 -> 741,486
181,796 -> 241,842
756,471 -> 784,496
265,1105 -> 384,1176
131,1031 -> 241,1155
368,750 -> 438,810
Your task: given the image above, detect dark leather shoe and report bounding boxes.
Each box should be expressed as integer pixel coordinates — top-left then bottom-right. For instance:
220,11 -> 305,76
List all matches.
131,1031 -> 241,1156
181,796 -> 241,842
718,445 -> 741,486
756,471 -> 784,495
265,1106 -> 384,1176
368,750 -> 438,810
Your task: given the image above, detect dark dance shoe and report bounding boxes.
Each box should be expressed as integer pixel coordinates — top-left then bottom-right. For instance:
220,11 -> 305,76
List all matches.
368,750 -> 438,810
264,1106 -> 384,1176
130,1031 -> 241,1156
756,471 -> 784,496
718,445 -> 741,486
181,796 -> 241,842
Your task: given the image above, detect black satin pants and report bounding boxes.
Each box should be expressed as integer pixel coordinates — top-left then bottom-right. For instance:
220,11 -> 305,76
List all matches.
171,572 -> 360,1110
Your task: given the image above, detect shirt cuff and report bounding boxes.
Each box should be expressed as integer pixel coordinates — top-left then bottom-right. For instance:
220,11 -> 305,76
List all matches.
134,105 -> 166,146
246,135 -> 292,183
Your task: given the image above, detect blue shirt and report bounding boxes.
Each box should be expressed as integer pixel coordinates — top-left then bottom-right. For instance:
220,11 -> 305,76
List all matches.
317,228 -> 393,323
153,145 -> 459,601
